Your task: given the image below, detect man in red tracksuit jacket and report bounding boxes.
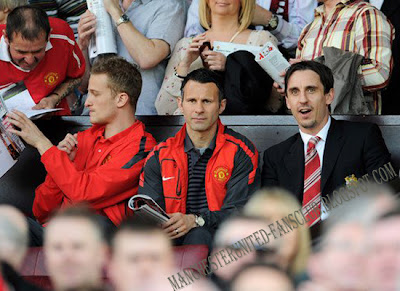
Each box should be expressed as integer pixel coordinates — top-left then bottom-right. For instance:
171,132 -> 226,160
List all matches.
7,57 -> 156,246
139,68 -> 260,248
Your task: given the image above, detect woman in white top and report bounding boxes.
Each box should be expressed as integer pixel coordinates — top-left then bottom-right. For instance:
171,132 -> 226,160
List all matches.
155,0 -> 279,115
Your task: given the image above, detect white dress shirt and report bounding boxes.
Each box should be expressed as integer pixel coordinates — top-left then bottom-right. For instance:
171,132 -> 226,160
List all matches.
299,116 -> 331,220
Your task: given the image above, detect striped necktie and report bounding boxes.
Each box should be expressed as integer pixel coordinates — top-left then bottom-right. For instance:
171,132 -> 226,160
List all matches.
303,136 -> 322,227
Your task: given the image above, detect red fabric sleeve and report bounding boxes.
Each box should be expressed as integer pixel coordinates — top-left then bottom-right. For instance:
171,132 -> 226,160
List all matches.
40,137 -> 155,210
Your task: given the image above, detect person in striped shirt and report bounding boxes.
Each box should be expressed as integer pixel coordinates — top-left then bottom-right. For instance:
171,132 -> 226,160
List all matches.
295,0 -> 394,114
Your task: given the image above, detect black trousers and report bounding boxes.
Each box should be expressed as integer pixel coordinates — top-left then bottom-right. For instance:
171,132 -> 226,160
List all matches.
27,215 -> 116,246
223,50 -> 274,115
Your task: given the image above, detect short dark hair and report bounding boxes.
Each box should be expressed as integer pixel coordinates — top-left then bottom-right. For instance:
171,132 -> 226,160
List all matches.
284,61 -> 334,95
91,56 -> 142,110
49,204 -> 105,242
6,5 -> 50,42
181,68 -> 225,103
110,217 -> 167,251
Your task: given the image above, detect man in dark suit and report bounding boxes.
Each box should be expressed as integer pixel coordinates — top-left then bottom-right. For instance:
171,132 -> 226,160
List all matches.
262,61 -> 395,233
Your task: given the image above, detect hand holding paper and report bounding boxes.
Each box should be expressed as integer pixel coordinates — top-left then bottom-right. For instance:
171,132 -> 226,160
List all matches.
77,10 -> 97,51
32,95 -> 58,110
7,110 -> 53,155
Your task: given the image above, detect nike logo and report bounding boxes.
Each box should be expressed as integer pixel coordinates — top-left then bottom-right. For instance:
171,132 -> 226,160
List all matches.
162,176 -> 175,181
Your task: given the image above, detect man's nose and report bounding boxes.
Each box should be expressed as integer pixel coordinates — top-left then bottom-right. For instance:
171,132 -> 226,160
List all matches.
24,54 -> 36,65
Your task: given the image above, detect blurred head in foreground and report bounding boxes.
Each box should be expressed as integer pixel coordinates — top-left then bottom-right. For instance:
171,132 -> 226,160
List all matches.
230,262 -> 294,291
0,205 -> 28,269
44,206 -> 107,291
211,214 -> 277,289
303,183 -> 398,291
367,207 -> 400,291
243,188 -> 311,276
109,218 -> 175,291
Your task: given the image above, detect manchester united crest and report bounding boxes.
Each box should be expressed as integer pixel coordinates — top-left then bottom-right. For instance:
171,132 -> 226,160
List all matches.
44,72 -> 59,87
213,166 -> 229,183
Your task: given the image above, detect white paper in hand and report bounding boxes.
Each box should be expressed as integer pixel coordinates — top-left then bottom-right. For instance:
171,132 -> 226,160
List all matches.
255,42 -> 290,89
87,0 -> 117,59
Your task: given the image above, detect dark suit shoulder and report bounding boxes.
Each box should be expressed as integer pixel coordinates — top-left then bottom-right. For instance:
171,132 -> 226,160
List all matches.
264,133 -> 301,157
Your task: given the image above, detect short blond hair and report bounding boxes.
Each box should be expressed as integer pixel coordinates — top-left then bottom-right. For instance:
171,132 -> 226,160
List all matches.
243,188 -> 311,276
0,0 -> 27,11
199,0 -> 255,33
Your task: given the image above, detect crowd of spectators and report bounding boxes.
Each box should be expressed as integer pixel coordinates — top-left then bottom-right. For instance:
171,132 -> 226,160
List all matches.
0,0 -> 400,290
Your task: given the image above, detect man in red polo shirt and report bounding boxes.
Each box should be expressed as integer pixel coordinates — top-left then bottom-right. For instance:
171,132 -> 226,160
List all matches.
0,6 -> 85,115
7,56 -> 156,246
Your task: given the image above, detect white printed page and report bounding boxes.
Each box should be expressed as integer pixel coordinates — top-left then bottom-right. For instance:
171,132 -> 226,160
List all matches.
87,0 -> 117,58
213,41 -> 262,57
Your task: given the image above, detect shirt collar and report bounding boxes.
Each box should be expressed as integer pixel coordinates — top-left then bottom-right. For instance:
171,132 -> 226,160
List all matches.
184,130 -> 217,153
315,0 -> 355,16
95,120 -> 141,144
0,35 -> 52,72
299,116 -> 331,145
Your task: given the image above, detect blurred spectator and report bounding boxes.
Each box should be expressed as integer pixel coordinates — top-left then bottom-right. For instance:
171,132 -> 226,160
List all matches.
108,218 -> 175,291
78,0 -> 185,115
44,206 -> 108,291
243,188 -> 311,279
156,0 -> 280,115
7,57 -> 156,246
296,0 -> 394,114
229,262 -> 295,291
367,207 -> 400,291
299,183 -> 399,291
211,215 -> 278,290
185,0 -> 317,57
28,0 -> 87,39
0,6 -> 85,115
376,0 -> 400,115
139,69 -> 259,249
0,205 -> 44,291
0,0 -> 27,24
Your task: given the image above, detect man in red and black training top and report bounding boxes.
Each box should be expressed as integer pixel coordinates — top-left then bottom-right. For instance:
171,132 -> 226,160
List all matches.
0,6 -> 85,115
139,68 -> 260,248
7,56 -> 157,246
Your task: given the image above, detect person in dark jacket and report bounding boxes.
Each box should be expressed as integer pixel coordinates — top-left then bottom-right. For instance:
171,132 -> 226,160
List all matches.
139,68 -> 260,248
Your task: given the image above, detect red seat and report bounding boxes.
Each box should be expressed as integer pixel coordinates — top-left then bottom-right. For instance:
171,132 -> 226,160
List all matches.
20,245 -> 208,290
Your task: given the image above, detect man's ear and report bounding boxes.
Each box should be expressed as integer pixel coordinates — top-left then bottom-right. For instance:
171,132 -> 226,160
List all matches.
177,97 -> 183,111
3,30 -> 8,44
218,99 -> 226,115
326,88 -> 334,105
116,92 -> 129,108
285,96 -> 291,110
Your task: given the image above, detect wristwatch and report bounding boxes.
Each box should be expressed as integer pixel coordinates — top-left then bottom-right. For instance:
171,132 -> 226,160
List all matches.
266,14 -> 279,31
194,214 -> 205,227
116,13 -> 130,27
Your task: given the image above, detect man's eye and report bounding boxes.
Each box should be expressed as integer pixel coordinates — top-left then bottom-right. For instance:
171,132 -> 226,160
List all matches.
307,88 -> 316,93
203,100 -> 211,104
291,89 -> 299,95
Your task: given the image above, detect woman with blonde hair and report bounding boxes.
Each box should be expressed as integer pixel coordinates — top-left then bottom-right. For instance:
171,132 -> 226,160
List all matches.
243,187 -> 311,278
155,0 -> 279,115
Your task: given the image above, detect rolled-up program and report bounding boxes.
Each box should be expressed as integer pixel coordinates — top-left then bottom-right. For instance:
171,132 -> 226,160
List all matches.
255,42 -> 290,89
87,0 -> 117,59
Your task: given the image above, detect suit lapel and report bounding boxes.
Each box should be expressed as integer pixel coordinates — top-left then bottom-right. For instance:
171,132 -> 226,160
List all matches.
283,134 -> 305,199
321,118 -> 344,193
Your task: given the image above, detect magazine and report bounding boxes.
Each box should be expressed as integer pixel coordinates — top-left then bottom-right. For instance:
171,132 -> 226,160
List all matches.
255,42 -> 291,89
87,0 -> 117,59
128,194 -> 170,224
0,97 -> 25,178
213,41 -> 262,57
0,82 -> 62,119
